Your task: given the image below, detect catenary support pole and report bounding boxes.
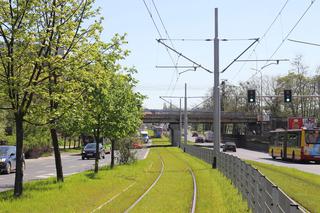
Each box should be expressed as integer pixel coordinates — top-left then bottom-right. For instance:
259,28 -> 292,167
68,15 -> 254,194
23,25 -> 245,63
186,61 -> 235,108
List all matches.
213,8 -> 220,168
179,98 -> 182,148
184,83 -> 188,150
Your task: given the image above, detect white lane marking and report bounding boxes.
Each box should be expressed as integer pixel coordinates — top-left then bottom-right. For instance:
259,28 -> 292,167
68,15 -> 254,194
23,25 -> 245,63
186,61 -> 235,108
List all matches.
124,156 -> 165,213
143,149 -> 150,159
64,172 -> 77,176
66,165 -> 78,169
91,182 -> 136,213
35,173 -> 55,178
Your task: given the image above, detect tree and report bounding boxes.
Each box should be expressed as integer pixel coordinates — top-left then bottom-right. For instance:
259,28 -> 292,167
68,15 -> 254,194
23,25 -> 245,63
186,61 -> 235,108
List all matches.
0,0 -> 104,196
105,73 -> 143,168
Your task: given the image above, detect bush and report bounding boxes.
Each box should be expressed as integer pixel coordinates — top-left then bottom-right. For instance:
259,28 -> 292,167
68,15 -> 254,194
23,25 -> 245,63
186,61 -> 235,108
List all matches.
117,138 -> 137,164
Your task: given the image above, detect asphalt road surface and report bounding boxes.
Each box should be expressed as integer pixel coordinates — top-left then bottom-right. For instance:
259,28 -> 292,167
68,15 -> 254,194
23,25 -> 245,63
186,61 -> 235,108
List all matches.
225,148 -> 320,175
0,149 -> 149,192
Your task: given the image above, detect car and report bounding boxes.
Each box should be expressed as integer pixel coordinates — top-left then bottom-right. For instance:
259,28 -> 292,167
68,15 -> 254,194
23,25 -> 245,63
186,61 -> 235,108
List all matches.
132,142 -> 143,149
192,132 -> 198,137
140,131 -> 149,143
222,142 -> 236,152
142,135 -> 149,143
81,143 -> 105,160
0,146 -> 25,174
195,136 -> 204,143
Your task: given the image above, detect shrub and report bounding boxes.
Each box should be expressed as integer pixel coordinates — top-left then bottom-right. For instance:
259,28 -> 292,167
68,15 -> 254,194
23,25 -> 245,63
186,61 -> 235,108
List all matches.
117,138 -> 137,164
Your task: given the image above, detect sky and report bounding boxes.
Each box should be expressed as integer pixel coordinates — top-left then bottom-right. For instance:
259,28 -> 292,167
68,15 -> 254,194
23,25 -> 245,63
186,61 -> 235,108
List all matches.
95,0 -> 320,109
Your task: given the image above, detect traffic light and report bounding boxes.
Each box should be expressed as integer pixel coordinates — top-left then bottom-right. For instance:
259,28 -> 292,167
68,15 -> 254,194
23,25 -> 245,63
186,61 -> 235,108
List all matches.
284,89 -> 292,103
247,89 -> 256,103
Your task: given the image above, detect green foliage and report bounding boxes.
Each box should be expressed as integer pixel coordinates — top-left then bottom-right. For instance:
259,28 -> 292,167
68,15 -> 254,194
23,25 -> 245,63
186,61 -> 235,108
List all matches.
248,160 -> 320,212
117,138 -> 137,164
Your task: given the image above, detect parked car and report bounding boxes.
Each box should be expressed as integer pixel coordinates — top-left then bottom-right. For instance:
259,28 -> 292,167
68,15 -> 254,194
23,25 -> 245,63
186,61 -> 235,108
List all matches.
222,142 -> 236,152
204,131 -> 214,142
195,136 -> 204,143
0,146 -> 25,174
81,143 -> 105,160
132,142 -> 143,149
192,132 -> 198,137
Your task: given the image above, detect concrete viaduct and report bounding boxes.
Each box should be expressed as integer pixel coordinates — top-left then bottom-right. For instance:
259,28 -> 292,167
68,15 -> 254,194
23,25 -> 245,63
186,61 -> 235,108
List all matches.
143,109 -> 259,146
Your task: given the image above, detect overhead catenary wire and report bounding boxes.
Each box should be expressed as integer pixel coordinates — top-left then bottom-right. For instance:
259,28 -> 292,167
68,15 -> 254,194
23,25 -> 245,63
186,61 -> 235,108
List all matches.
246,0 -> 316,82
141,0 -> 179,95
150,0 -> 180,95
266,0 -> 316,61
288,39 -> 320,47
231,0 -> 291,81
158,38 -> 258,42
157,39 -> 213,73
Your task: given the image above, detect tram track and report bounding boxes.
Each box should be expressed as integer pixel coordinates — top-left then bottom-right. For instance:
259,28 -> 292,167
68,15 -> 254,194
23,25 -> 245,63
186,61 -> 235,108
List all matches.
124,153 -> 165,213
165,148 -> 197,213
91,147 -> 197,213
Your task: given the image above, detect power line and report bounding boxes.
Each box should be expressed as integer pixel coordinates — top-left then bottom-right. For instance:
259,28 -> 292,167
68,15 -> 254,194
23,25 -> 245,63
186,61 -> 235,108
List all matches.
141,0 -> 179,95
246,0 -> 316,81
158,38 -> 258,42
288,39 -> 320,47
157,39 -> 213,73
221,38 -> 259,73
231,0 -> 291,80
152,0 -> 179,93
142,0 -> 162,37
267,0 -> 316,61
151,0 -> 175,50
150,0 -> 180,95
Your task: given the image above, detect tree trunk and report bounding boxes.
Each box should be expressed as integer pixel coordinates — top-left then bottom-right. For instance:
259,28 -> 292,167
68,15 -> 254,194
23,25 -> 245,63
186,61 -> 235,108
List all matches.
111,139 -> 115,169
63,136 -> 66,150
14,112 -> 24,197
68,138 -> 71,149
94,128 -> 100,173
50,128 -> 64,182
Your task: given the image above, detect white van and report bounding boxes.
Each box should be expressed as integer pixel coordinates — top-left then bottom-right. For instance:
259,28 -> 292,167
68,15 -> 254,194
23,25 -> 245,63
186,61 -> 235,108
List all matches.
140,131 -> 149,143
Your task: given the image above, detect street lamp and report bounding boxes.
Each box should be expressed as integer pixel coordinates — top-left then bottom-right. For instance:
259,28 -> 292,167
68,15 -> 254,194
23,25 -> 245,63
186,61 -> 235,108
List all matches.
250,61 -> 281,135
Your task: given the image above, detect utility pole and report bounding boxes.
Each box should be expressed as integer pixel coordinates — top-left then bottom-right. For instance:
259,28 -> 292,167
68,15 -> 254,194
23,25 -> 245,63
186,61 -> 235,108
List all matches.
213,8 -> 220,169
179,98 -> 182,148
184,83 -> 188,150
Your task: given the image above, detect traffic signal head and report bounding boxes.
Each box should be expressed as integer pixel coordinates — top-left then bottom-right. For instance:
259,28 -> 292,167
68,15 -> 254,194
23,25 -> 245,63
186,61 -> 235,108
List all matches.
284,89 -> 292,103
247,89 -> 256,103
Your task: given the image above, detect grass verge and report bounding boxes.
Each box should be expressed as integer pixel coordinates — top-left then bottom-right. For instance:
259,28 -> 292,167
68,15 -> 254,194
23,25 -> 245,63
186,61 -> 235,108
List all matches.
248,161 -> 320,212
0,145 -> 249,212
131,147 -> 249,213
151,136 -> 171,146
0,151 -> 161,213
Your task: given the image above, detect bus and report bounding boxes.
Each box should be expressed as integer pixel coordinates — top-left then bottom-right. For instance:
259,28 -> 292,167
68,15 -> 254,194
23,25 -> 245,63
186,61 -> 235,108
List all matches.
269,128 -> 320,162
153,126 -> 163,138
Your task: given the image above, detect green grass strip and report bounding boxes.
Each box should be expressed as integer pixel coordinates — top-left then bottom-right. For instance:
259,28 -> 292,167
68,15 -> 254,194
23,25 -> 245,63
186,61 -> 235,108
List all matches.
131,148 -> 193,212
0,146 -> 249,213
151,137 -> 171,146
179,149 -> 249,212
0,151 -> 162,213
131,147 -> 249,213
247,161 -> 320,212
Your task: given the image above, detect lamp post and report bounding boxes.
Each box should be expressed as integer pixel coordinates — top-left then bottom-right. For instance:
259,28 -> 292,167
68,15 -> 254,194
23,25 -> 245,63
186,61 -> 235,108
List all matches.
251,61 -> 281,135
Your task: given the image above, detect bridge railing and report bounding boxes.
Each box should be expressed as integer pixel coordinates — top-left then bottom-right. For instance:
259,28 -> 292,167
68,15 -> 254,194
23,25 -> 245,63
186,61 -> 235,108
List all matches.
181,144 -> 307,213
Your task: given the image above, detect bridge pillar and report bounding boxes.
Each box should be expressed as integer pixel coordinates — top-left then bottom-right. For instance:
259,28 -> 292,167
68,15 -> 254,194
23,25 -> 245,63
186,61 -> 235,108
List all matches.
169,123 -> 180,147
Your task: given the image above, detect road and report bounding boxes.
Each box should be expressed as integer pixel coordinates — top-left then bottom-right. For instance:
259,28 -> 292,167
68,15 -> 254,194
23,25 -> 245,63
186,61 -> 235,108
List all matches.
188,135 -> 320,175
225,148 -> 320,175
0,149 -> 149,192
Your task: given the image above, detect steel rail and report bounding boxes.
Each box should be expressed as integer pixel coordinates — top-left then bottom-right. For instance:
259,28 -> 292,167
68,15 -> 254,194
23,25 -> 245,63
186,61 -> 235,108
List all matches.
124,154 -> 165,213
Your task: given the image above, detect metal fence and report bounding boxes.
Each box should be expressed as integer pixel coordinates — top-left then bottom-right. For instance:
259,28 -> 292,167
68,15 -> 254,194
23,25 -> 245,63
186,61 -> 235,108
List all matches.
181,144 -> 307,213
